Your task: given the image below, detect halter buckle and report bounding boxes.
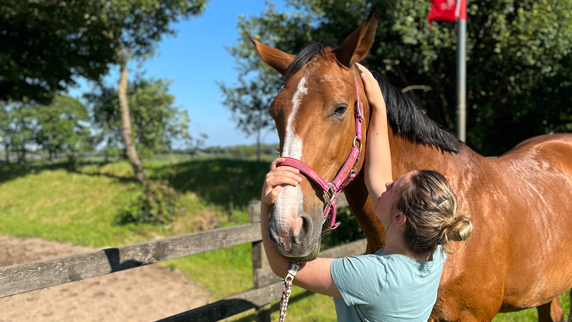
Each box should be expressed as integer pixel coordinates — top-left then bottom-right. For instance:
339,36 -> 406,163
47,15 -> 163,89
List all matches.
323,183 -> 336,208
355,100 -> 364,122
352,137 -> 362,151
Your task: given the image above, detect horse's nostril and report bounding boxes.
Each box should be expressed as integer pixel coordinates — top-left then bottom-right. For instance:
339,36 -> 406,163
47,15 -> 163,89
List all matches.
298,214 -> 312,240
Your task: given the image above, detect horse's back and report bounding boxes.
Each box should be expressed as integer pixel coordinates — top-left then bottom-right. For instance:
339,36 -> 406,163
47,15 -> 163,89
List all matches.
501,134 -> 572,168
493,133 -> 572,178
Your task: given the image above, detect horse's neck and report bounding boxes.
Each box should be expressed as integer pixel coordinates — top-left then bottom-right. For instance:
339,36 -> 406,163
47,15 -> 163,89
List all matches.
387,131 -> 488,223
388,131 -> 472,178
344,130 -> 480,253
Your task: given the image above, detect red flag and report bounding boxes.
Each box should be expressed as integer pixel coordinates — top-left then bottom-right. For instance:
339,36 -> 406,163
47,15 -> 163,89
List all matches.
428,0 -> 466,23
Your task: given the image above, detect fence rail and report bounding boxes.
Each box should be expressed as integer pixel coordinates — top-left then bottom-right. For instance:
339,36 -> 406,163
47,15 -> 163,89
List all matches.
0,196 -> 366,321
0,223 -> 261,298
158,238 -> 367,322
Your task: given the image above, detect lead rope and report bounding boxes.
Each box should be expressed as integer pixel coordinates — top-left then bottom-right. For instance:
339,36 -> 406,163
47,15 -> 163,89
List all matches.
278,262 -> 301,322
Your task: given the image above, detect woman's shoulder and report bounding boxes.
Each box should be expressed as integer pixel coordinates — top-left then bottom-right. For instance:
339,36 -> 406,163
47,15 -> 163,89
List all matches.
372,246 -> 446,277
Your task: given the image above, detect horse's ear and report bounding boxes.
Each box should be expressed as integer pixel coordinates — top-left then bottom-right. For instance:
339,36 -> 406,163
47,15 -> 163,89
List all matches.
335,9 -> 378,67
252,38 -> 296,76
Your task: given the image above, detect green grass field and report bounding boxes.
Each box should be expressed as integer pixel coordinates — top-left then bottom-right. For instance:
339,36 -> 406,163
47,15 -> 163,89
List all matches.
0,158 -> 568,321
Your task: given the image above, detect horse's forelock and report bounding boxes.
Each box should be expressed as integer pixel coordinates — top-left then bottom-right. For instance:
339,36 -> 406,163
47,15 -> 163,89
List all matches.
284,43 -> 329,83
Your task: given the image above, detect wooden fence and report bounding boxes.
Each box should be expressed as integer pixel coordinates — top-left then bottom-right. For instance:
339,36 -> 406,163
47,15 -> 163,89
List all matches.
0,197 -> 366,321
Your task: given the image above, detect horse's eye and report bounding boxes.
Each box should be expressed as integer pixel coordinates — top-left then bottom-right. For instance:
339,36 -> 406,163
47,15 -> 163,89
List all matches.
331,104 -> 348,117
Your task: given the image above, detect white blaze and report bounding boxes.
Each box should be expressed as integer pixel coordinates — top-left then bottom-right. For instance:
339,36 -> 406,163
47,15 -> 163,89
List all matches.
274,77 -> 307,246
282,77 -> 307,159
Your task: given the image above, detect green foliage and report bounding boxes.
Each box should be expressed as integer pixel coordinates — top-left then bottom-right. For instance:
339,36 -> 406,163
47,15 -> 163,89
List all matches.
85,77 -> 191,157
0,101 -> 37,163
321,207 -> 366,249
0,0 -> 209,103
116,179 -> 182,225
219,71 -> 276,156
225,0 -> 572,156
0,0 -> 115,103
0,95 -> 91,163
36,95 -> 91,161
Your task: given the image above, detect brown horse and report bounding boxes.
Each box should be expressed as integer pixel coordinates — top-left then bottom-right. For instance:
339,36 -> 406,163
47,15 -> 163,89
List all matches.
254,10 -> 572,322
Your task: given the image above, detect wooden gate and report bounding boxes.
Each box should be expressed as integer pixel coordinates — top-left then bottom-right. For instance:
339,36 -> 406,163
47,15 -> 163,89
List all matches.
0,198 -> 366,321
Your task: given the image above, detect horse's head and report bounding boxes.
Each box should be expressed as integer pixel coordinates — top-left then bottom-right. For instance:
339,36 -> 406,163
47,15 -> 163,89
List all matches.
254,10 -> 378,261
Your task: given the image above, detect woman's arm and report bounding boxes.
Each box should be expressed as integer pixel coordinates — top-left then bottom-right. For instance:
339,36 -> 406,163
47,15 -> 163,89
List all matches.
358,64 -> 393,207
261,158 -> 342,298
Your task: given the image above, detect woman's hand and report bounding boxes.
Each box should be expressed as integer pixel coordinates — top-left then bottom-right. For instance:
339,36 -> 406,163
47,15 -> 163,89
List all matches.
259,158 -> 341,298
261,158 -> 303,208
357,63 -> 386,112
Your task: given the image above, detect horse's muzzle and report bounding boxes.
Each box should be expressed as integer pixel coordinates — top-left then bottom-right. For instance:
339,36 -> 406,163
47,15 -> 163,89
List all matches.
268,195 -> 322,261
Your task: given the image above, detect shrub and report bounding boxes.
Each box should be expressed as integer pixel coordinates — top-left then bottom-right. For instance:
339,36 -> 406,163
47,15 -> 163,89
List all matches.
116,179 -> 182,225
320,207 -> 366,249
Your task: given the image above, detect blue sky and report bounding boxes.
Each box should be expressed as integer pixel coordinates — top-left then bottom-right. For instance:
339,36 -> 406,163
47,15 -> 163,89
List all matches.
71,0 -> 288,148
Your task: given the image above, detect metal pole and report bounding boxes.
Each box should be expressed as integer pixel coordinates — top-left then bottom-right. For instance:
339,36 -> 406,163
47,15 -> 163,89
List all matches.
456,19 -> 467,142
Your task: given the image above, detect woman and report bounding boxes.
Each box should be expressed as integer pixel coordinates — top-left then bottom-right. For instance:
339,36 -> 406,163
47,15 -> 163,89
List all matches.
260,65 -> 473,321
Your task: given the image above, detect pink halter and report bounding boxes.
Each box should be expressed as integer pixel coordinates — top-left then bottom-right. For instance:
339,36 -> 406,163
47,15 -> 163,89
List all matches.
278,76 -> 364,234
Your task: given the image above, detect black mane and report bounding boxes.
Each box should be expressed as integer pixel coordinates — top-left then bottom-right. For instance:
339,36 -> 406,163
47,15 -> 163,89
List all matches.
371,71 -> 461,154
284,43 -> 461,153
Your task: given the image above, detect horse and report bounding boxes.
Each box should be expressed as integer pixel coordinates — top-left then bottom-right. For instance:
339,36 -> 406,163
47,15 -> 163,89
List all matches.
253,9 -> 572,322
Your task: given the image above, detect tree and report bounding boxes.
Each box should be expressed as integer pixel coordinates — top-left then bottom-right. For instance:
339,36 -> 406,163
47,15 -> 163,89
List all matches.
85,83 -> 123,163
0,96 -> 91,163
219,79 -> 275,161
86,77 -> 191,159
108,0 -> 208,181
0,104 -> 11,163
223,0 -> 572,156
0,102 -> 38,164
35,95 -> 91,162
0,0 -> 115,104
1,0 -> 209,179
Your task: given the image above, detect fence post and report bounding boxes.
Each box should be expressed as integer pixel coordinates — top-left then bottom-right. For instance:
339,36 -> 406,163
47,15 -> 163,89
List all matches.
249,200 -> 272,322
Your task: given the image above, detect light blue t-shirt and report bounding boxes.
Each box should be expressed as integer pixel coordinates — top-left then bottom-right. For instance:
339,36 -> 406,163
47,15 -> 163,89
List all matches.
330,246 -> 445,322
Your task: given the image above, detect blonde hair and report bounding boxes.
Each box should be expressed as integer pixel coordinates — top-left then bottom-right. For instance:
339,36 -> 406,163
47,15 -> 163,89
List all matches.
396,170 -> 473,255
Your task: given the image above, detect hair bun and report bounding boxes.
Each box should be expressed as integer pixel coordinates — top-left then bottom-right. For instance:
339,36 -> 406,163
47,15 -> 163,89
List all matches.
446,211 -> 473,242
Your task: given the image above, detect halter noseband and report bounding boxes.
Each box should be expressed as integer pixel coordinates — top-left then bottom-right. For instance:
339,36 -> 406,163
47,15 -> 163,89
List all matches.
277,73 -> 365,234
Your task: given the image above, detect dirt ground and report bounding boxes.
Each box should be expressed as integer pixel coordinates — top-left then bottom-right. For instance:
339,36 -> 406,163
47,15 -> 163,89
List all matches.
0,235 -> 209,322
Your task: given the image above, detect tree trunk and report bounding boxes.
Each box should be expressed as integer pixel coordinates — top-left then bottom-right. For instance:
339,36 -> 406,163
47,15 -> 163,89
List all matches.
4,143 -> 9,164
118,59 -> 146,182
104,137 -> 111,163
256,128 -> 261,162
18,146 -> 26,164
256,110 -> 262,162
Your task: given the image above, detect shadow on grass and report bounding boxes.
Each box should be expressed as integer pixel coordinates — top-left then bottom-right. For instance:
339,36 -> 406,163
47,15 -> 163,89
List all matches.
0,158 -> 271,212
153,159 -> 271,210
0,160 -> 139,186
0,162 -> 74,185
232,290 -> 316,322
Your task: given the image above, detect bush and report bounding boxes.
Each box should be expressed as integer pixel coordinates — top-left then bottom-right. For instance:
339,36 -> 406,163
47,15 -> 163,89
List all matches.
116,179 -> 182,225
320,207 -> 366,249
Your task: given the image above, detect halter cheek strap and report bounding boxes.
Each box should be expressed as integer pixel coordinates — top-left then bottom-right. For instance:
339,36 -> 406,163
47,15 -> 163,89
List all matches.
278,76 -> 364,234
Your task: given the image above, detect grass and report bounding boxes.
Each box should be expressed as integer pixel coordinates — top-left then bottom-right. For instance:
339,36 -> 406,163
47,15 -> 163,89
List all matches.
0,158 -> 569,321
